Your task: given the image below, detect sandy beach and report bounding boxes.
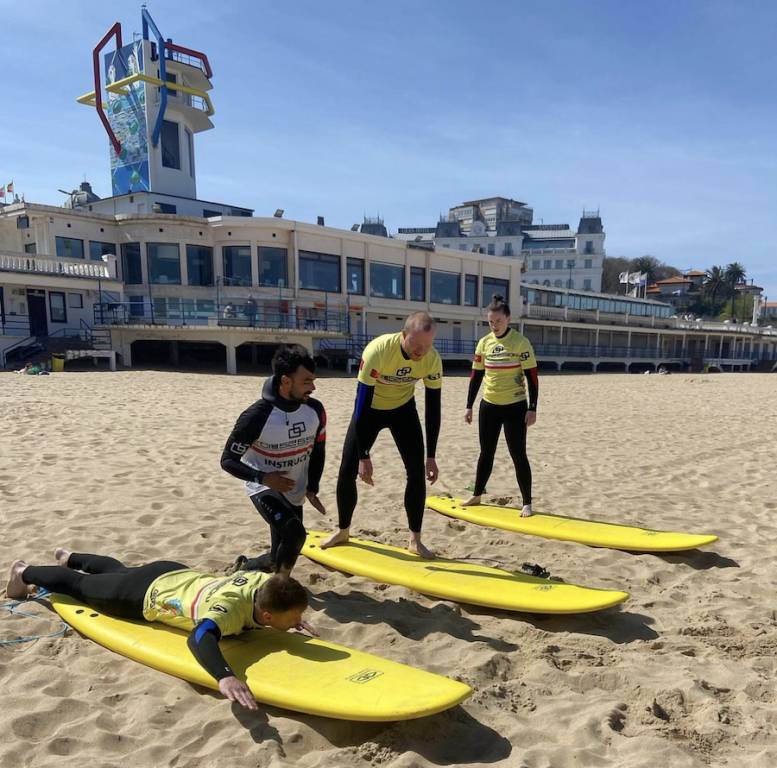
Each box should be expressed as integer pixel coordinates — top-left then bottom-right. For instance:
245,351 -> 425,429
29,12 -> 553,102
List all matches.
1,368 -> 776,767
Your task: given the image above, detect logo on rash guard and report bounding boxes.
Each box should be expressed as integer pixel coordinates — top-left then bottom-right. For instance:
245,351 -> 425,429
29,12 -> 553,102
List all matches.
520,351 -> 531,361
492,345 -> 505,354
288,421 -> 307,439
426,372 -> 441,381
396,366 -> 412,376
231,441 -> 249,454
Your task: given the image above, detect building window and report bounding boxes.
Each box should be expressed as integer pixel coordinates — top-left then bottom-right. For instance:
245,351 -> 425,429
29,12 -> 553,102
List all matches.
370,262 -> 405,300
487,243 -> 495,256
55,236 -> 84,259
531,259 -> 540,270
89,241 -> 116,261
68,293 -> 83,308
567,259 -> 576,269
584,279 -> 592,291
16,215 -> 30,229
567,279 -> 574,289
555,259 -> 563,270
24,243 -> 37,254
129,296 -> 145,317
147,242 -> 181,284
410,266 -> 425,301
346,257 -> 364,295
543,279 -> 551,287
584,259 -> 593,269
165,72 -> 178,97
430,270 -> 461,305
299,250 -> 341,292
259,246 -> 288,288
482,277 -> 509,307
186,245 -> 214,286
464,274 -> 478,306
49,291 -> 67,323
121,243 -> 143,284
503,242 -> 513,256
543,259 -> 552,270
554,279 -> 563,288
156,202 -> 177,214
161,120 -> 181,169
203,209 -> 221,218
185,127 -> 194,178
222,245 -> 252,286
585,240 -> 594,254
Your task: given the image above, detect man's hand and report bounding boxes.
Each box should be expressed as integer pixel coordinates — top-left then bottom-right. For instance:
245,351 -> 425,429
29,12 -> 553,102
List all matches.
358,458 -> 374,486
464,408 -> 473,424
425,458 -> 439,484
218,675 -> 258,710
294,620 -> 319,637
305,491 -> 326,515
262,471 -> 295,492
525,411 -> 537,427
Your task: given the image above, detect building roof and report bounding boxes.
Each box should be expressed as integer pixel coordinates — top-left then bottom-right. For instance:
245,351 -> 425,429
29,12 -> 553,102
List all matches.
655,276 -> 692,284
459,197 -> 527,207
684,270 -> 706,276
522,229 -> 576,239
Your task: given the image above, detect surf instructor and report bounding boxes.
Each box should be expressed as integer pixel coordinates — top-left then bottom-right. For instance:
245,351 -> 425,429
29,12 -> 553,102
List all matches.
321,312 -> 442,558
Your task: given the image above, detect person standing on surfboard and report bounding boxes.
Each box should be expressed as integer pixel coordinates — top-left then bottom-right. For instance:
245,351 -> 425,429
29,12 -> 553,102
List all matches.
221,344 -> 327,575
6,552 -> 314,710
462,294 -> 538,517
320,311 -> 442,559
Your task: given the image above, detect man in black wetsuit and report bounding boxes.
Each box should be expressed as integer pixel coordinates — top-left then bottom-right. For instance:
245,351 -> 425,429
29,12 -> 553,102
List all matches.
6,550 -> 313,711
320,312 -> 442,559
221,344 -> 326,574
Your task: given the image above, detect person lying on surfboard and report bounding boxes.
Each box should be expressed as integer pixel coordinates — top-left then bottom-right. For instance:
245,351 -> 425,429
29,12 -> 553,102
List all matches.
462,293 -> 538,517
320,312 -> 442,559
6,551 -> 315,710
221,343 -> 327,576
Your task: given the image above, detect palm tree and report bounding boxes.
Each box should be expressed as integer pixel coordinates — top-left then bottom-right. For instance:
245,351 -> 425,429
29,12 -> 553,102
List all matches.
724,262 -> 747,320
704,265 -> 726,310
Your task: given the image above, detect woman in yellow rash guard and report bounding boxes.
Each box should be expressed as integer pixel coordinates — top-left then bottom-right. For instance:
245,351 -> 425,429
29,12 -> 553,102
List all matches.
462,294 -> 539,516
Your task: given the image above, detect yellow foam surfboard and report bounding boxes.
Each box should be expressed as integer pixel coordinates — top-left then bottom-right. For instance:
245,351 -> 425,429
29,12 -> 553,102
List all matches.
51,594 -> 470,721
303,531 -> 628,614
426,496 -> 719,552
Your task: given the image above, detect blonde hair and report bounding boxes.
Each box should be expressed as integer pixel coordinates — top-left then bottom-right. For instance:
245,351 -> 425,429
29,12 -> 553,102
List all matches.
403,311 -> 436,333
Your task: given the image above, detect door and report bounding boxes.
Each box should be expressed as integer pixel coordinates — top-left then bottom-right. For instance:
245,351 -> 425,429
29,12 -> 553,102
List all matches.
27,289 -> 48,337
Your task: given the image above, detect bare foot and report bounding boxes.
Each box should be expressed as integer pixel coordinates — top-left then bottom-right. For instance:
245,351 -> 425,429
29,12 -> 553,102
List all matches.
521,504 -> 533,518
408,537 -> 435,559
54,547 -> 71,567
6,560 -> 31,600
319,530 -> 350,549
460,495 -> 482,507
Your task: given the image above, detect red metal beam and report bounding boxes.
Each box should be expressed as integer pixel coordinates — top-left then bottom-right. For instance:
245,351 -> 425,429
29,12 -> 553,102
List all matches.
93,22 -> 123,155
165,41 -> 213,79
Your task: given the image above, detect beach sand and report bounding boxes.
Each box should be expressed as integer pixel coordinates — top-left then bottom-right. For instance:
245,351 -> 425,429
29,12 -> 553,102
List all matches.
1,369 -> 776,767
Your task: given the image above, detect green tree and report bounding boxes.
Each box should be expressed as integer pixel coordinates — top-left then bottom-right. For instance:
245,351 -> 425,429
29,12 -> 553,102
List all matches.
704,265 -> 726,304
724,262 -> 747,319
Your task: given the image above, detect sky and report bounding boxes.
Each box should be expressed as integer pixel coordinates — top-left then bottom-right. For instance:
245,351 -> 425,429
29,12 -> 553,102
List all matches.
1,0 -> 775,299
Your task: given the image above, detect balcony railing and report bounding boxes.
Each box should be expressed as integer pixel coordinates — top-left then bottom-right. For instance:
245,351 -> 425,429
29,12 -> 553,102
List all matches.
0,250 -> 115,279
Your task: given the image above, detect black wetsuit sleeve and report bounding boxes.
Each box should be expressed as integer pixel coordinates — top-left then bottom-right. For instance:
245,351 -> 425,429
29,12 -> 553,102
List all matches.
353,382 -> 375,460
424,387 -> 441,459
187,620 -> 234,681
307,399 -> 327,494
526,367 -> 539,411
220,400 -> 273,483
466,369 -> 485,409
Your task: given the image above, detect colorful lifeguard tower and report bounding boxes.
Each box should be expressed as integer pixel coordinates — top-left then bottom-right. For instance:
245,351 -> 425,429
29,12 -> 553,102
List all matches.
77,8 -> 214,201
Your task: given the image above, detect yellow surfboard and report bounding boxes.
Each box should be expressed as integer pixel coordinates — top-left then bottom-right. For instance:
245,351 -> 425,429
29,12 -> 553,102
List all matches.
303,531 -> 628,614
51,594 -> 470,721
426,496 -> 719,552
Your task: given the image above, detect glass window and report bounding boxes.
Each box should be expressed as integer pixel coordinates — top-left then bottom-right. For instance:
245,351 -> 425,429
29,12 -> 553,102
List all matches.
585,240 -> 594,254
186,245 -> 214,286
299,250 -> 341,292
487,243 -> 495,256
259,246 -> 288,288
554,279 -> 563,288
482,277 -> 509,307
543,259 -> 552,269
543,279 -> 551,287
129,296 -> 145,317
531,259 -> 540,270
584,258 -> 593,269
431,270 -> 460,305
147,242 -> 181,284
555,259 -> 563,269
68,293 -> 83,308
203,209 -> 222,218
410,266 -> 425,302
161,120 -> 180,169
156,202 -> 177,214
464,274 -> 478,306
346,257 -> 364,295
24,242 -> 37,254
567,279 -> 574,289
222,245 -> 252,287
49,291 -> 66,323
567,259 -> 576,269
55,236 -> 84,259
503,242 -> 513,256
121,243 -> 143,284
370,262 -> 404,299
584,278 -> 592,291
89,241 -> 116,261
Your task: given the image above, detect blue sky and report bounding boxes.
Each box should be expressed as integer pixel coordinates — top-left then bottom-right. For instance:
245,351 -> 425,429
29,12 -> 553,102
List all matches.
2,0 -> 775,299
